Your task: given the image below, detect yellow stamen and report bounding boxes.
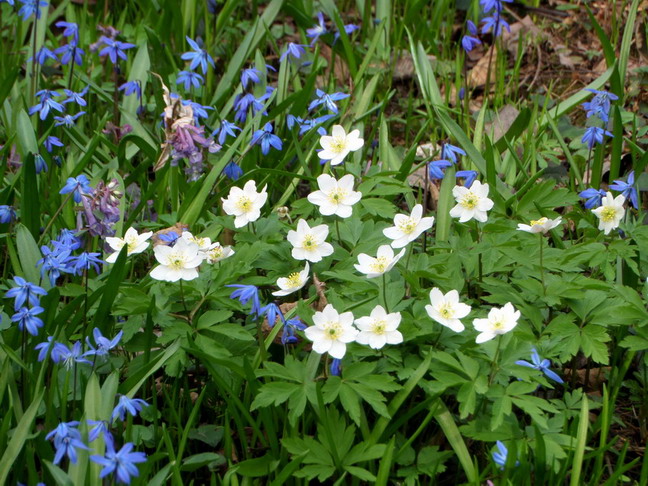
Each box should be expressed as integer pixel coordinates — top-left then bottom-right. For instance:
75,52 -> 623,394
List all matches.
236,196 -> 252,212
530,217 -> 548,226
370,256 -> 389,273
397,217 -> 417,234
600,207 -> 617,222
459,192 -> 478,209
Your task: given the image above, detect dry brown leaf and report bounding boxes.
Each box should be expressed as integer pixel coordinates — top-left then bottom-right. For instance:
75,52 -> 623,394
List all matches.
484,105 -> 520,141
468,46 -> 498,88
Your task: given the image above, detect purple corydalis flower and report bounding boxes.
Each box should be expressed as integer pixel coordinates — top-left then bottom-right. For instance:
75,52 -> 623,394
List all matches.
112,395 -> 149,422
582,126 -> 613,150
98,37 -> 136,64
610,171 -> 639,209
60,175 -> 92,203
11,306 -> 44,335
226,284 -> 262,318
308,89 -> 349,114
279,42 -> 307,63
181,36 -> 214,74
79,179 -> 123,236
515,347 -> 564,384
177,70 -> 204,91
579,188 -> 606,209
250,123 -> 282,155
90,441 -> 147,484
428,160 -> 452,179
5,276 -> 47,310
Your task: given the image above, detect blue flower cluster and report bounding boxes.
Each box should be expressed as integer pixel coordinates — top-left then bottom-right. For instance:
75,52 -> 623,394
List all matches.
6,276 -> 47,336
37,229 -> 105,285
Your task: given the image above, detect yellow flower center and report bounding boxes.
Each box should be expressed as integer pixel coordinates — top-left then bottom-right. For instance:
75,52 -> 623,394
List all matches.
397,217 -> 417,234
169,255 -> 187,270
372,320 -> 387,335
209,247 -> 223,259
438,304 -> 454,319
329,138 -> 347,154
237,196 -> 253,212
370,256 -> 389,273
491,319 -> 505,331
328,189 -> 347,204
325,321 -> 342,340
302,234 -> 317,249
459,193 -> 478,209
600,207 -> 617,222
286,272 -> 302,288
530,217 -> 548,227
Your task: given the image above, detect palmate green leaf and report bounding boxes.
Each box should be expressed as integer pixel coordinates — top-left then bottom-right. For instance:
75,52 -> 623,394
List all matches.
338,384 -> 362,426
251,381 -> 299,410
580,324 -> 611,364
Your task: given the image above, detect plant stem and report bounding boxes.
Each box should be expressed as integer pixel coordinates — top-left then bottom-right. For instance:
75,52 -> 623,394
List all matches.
38,192 -> 75,246
179,280 -> 188,315
381,273 -> 389,313
539,234 -> 546,295
488,337 -> 503,385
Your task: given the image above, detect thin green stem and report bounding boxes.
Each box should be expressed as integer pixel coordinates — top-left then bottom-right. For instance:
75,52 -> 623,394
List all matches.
539,234 -> 546,295
488,337 -> 503,385
381,273 -> 389,313
38,192 -> 75,246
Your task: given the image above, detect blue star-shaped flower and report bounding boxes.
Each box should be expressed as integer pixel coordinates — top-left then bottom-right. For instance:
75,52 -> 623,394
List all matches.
609,171 -> 639,209
181,36 -> 214,74
250,123 -> 283,155
308,89 -> 349,114
515,347 -> 564,384
176,70 -> 204,91
582,126 -> 613,150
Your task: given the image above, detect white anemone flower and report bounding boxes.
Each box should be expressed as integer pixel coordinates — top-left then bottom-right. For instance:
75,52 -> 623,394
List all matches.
304,304 -> 358,359
449,180 -> 494,223
287,219 -> 334,263
221,180 -> 268,228
105,227 -> 153,263
354,305 -> 403,349
592,192 -> 625,235
317,125 -> 364,166
307,174 -> 362,218
473,303 -> 520,344
205,243 -> 235,264
425,288 -> 471,333
383,204 -> 435,248
181,231 -> 217,252
517,217 -> 562,234
354,245 -> 406,278
272,262 -> 310,296
150,238 -> 205,282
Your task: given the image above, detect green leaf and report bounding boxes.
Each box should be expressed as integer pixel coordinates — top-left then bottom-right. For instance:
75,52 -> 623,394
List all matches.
93,246 -> 129,334
14,110 -> 38,158
207,323 -> 255,341
181,452 -> 225,471
251,382 -> 299,410
345,465 -> 376,482
16,223 -> 45,287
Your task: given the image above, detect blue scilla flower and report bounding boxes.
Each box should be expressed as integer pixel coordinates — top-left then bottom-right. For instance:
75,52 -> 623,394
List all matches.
34,153 -> 48,173
240,67 -> 261,89
579,187 -> 606,209
333,24 -> 360,43
91,441 -> 147,485
56,229 -> 83,250
11,306 -> 45,336
119,81 -> 141,99
261,303 -> 285,328
158,232 -> 180,245
456,170 -> 478,188
286,114 -> 335,136
5,276 -> 47,310
18,0 -> 48,20
480,0 -> 512,13
55,21 -> 79,42
0,205 -> 17,223
87,419 -> 111,442
176,70 -> 204,91
181,36 -> 214,74
52,341 -> 93,369
481,13 -> 510,37
86,327 -> 122,356
54,111 -> 85,127
46,421 -> 89,465
330,358 -> 342,376
279,42 -> 307,63
583,89 -> 618,123
60,175 -> 92,203
112,395 -> 149,422
29,46 -> 58,65
182,99 -> 213,121
55,43 -> 84,66
213,120 -> 241,145
98,37 -> 136,64
462,35 -> 481,52
70,252 -> 103,275
226,284 -> 262,318
441,143 -> 466,164
1,0 -> 15,6
610,171 -> 639,209
29,90 -> 64,120
492,440 -> 518,469
281,317 -> 306,345
428,160 -> 453,179
34,336 -> 56,361
582,126 -> 613,150
308,89 -> 349,114
250,123 -> 282,155
38,245 -> 73,285
223,161 -> 243,181
306,12 -> 328,45
515,348 -> 564,384
62,86 -> 89,106
44,135 -> 64,153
